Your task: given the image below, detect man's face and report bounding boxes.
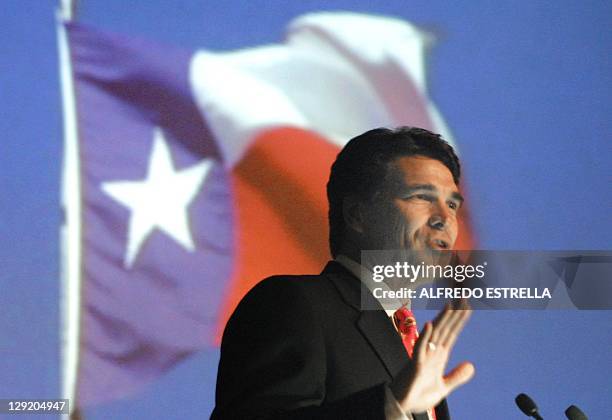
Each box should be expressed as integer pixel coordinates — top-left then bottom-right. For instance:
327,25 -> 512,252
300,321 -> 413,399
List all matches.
360,155 -> 463,251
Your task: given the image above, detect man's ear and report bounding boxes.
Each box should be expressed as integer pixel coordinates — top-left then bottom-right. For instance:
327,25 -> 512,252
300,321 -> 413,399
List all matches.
342,195 -> 365,234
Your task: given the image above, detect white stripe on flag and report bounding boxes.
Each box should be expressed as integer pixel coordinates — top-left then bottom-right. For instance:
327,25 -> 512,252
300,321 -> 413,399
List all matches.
189,11 -> 454,169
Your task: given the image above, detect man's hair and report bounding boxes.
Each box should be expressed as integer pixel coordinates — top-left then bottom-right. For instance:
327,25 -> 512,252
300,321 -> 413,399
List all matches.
326,126 -> 461,258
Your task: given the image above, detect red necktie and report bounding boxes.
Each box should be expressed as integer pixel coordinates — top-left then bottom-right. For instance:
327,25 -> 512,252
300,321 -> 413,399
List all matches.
393,306 -> 419,357
393,307 -> 437,420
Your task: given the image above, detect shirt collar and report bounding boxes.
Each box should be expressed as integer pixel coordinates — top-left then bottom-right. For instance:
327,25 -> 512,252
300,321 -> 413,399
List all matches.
335,254 -> 408,316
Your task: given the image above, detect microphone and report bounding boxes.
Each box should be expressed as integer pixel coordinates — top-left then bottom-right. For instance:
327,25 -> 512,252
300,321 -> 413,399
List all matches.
565,405 -> 588,420
515,393 -> 544,419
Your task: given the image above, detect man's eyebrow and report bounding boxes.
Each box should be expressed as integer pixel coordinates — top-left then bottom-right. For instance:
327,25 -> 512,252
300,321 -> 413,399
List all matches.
403,184 -> 435,193
404,184 -> 465,204
451,191 -> 465,204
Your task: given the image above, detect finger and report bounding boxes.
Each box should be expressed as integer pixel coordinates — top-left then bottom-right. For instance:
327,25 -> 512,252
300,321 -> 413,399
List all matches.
433,304 -> 468,347
432,303 -> 452,326
444,361 -> 475,392
454,297 -> 471,311
415,321 -> 433,361
434,308 -> 463,346
438,308 -> 470,349
430,304 -> 452,345
441,309 -> 472,349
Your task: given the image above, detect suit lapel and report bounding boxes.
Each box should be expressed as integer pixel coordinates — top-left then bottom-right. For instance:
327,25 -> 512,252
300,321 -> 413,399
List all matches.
323,261 -> 450,420
323,261 -> 408,378
355,310 -> 409,378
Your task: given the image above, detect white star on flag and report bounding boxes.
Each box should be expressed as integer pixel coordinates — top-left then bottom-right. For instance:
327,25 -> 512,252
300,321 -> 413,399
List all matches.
101,127 -> 213,268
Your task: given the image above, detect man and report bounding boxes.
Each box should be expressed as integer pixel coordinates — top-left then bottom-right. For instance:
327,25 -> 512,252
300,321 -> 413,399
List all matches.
211,127 -> 475,419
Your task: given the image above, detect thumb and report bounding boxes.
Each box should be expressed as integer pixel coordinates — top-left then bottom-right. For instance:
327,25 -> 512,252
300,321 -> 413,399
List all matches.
444,361 -> 475,392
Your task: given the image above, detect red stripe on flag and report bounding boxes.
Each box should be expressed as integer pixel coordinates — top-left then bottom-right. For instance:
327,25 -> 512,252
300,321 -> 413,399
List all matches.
216,128 -> 337,341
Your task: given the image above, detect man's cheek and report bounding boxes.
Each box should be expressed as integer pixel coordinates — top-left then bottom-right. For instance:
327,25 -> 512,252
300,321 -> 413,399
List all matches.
449,228 -> 459,248
447,219 -> 459,246
389,212 -> 411,249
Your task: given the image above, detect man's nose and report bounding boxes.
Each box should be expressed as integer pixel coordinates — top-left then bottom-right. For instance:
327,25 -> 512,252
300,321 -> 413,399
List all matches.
428,215 -> 446,231
428,202 -> 451,231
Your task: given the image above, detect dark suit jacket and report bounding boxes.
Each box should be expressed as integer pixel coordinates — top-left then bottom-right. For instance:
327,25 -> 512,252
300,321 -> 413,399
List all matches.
211,261 -> 450,419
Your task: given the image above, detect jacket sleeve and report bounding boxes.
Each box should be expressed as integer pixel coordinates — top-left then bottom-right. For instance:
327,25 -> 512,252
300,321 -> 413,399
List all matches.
211,276 -> 390,420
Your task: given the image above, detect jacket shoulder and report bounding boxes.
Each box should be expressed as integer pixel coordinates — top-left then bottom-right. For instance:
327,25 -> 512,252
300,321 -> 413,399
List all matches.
227,273 -> 331,323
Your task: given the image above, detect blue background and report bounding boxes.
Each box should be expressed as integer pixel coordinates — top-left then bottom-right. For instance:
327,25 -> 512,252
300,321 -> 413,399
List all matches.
1,0 -> 610,418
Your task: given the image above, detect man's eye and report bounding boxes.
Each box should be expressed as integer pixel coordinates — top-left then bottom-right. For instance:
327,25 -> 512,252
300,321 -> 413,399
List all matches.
448,201 -> 458,210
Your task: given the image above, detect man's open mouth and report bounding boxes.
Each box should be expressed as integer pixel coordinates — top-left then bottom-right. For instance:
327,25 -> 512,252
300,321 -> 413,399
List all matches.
430,238 -> 449,250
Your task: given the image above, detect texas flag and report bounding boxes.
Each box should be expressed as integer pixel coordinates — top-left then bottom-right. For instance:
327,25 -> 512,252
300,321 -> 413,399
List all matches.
59,11 -> 473,409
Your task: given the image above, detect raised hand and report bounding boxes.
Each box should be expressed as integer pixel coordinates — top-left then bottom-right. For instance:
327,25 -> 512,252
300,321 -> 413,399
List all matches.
390,303 -> 475,414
